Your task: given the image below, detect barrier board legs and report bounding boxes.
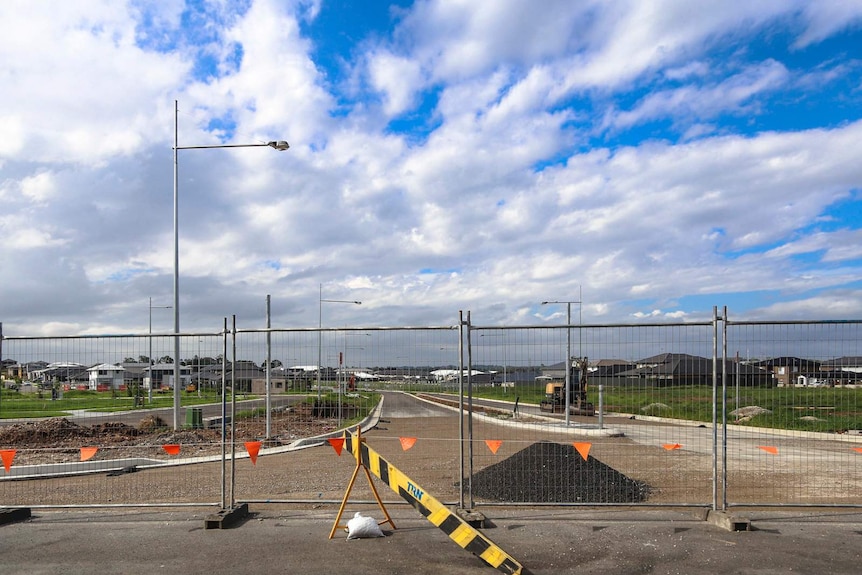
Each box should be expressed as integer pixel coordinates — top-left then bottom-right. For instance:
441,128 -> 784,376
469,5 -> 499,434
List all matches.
334,426 -> 528,575
329,426 -> 396,539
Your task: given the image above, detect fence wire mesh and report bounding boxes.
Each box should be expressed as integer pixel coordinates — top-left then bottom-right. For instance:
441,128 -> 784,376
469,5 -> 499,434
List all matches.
2,316 -> 861,510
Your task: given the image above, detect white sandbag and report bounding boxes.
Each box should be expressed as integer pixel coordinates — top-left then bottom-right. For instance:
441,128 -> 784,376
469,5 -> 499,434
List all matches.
346,512 -> 385,540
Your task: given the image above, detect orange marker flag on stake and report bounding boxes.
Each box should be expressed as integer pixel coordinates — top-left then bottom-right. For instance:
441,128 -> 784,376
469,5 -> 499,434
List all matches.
662,444 -> 683,451
485,440 -> 503,455
245,441 -> 262,465
853,447 -> 862,454
573,442 -> 592,461
328,437 -> 345,456
80,447 -> 99,462
162,444 -> 181,456
399,437 -> 417,451
1,449 -> 15,472
757,446 -> 778,455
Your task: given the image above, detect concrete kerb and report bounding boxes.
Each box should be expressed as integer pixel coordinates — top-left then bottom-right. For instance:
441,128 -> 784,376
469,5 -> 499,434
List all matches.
411,392 -> 625,437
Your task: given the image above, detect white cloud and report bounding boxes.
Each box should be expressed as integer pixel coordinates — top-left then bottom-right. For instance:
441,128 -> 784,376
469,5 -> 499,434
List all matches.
795,0 -> 862,48
367,50 -> 425,117
607,59 -> 789,131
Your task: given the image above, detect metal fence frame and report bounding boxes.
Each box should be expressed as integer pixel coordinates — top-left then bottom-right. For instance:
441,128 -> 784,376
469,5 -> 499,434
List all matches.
2,312 -> 862,510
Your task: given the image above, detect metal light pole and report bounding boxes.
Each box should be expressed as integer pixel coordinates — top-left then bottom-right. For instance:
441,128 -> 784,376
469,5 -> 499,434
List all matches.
542,287 -> 582,426
316,283 -> 361,400
172,100 -> 289,430
148,298 -> 172,404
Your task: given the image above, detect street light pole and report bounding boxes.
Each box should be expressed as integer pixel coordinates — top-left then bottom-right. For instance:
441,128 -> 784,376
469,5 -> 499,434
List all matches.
172,100 -> 289,430
542,288 -> 582,426
148,298 -> 172,404
316,283 -> 361,400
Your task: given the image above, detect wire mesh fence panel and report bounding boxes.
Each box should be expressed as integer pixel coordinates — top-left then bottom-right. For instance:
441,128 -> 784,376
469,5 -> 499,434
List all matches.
4,316 -> 862,509
0,333 -> 226,507
724,320 -> 862,506
233,326 -> 466,505
467,323 -> 716,507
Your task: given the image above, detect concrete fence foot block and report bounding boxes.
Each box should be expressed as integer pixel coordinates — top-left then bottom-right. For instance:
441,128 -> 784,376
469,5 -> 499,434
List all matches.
706,509 -> 750,532
205,503 -> 249,529
455,508 -> 487,528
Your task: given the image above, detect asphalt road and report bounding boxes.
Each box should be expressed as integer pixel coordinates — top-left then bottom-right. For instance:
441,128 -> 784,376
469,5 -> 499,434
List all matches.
3,507 -> 862,575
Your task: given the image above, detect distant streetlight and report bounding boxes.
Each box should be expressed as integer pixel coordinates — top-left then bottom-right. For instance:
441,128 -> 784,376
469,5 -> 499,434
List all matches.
172,100 -> 289,430
542,286 -> 582,426
148,298 -> 172,405
317,283 -> 361,400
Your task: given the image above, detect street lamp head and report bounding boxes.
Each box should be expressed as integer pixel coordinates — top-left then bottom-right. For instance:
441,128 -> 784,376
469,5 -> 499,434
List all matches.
267,140 -> 290,151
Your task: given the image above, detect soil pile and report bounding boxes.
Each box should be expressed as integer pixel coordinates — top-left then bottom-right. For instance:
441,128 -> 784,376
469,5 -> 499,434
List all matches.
0,418 -> 143,445
0,410 -> 339,466
470,441 -> 650,503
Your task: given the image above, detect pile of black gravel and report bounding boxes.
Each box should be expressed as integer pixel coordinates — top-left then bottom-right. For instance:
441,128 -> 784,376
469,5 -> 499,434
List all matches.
470,441 -> 650,503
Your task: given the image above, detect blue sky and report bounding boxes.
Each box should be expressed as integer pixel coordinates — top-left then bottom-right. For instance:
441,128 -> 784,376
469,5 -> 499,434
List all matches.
1,0 -> 861,336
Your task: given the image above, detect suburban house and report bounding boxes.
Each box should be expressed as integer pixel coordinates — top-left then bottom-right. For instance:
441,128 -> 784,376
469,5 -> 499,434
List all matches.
145,363 -> 192,390
608,353 -> 771,387
819,357 -> 862,386
87,363 -> 125,390
753,357 -> 822,387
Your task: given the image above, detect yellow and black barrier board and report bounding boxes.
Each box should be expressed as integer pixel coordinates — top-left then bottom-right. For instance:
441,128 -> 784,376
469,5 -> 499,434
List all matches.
344,432 -> 527,575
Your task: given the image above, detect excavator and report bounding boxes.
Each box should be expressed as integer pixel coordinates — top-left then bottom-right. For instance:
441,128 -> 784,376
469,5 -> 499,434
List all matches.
539,357 -> 595,416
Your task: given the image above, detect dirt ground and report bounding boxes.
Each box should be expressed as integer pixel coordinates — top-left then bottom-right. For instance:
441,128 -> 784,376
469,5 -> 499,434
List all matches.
3,394 -> 861,508
0,403 -> 339,466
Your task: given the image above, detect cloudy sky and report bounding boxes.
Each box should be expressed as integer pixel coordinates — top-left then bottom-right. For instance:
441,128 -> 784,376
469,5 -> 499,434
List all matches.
1,0 -> 861,337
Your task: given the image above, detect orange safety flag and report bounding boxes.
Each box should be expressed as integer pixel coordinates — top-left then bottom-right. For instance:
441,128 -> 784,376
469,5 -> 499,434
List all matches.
399,437 -> 417,451
245,441 -> 262,465
662,444 -> 683,451
1,449 -> 15,472
328,437 -> 345,456
573,442 -> 591,461
853,447 -> 862,454
162,444 -> 181,456
485,440 -> 503,455
757,446 -> 778,455
80,447 -> 99,461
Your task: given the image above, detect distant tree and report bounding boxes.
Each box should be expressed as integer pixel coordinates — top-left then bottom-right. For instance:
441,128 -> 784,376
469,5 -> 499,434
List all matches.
158,355 -> 174,364
138,355 -> 151,365
123,357 -> 137,363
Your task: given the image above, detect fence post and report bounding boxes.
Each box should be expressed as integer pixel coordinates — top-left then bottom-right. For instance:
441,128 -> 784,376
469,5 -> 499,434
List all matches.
458,310 -> 465,510
711,306 -> 719,511
721,306 -> 728,511
220,317 -> 228,509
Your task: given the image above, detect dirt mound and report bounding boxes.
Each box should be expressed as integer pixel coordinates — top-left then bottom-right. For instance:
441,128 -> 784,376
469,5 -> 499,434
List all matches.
0,417 -> 142,445
470,441 -> 650,503
0,411 -> 341,465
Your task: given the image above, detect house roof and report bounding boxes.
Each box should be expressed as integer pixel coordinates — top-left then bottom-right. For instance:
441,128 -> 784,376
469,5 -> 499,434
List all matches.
821,357 -> 862,367
88,363 -> 124,372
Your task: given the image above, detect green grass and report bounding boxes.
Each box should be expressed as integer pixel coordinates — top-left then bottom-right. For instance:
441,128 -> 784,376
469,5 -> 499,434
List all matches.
0,389 -> 255,419
434,383 -> 862,434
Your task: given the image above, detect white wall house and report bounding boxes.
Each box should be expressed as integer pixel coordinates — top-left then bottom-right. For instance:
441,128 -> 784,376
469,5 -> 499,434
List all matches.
88,363 -> 125,390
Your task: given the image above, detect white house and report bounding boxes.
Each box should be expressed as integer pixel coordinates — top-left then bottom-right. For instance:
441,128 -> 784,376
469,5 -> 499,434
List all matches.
88,363 -> 125,390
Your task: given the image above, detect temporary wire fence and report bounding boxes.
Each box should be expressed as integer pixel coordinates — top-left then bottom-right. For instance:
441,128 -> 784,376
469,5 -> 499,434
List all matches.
1,314 -> 861,510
